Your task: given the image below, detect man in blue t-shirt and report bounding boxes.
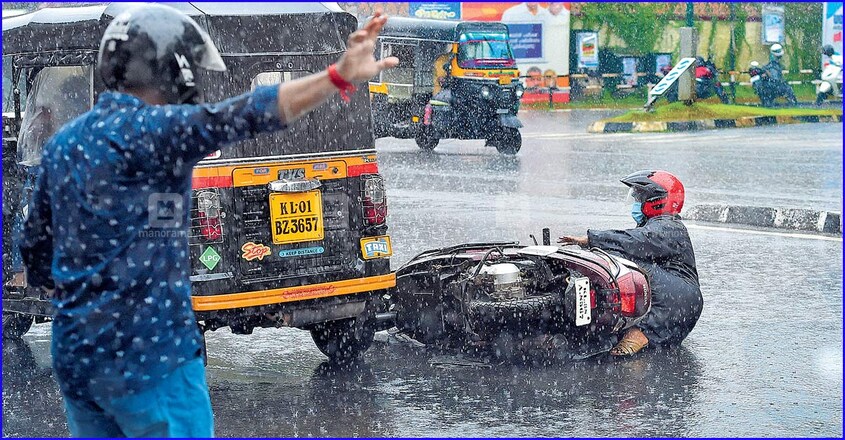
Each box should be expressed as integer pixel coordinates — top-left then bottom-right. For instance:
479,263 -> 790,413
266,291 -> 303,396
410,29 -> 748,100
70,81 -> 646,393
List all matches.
20,4 -> 397,437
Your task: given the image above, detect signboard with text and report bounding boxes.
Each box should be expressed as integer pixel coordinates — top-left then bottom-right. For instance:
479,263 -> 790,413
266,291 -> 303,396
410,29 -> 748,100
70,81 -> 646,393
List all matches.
409,2 -> 461,20
822,2 -> 844,68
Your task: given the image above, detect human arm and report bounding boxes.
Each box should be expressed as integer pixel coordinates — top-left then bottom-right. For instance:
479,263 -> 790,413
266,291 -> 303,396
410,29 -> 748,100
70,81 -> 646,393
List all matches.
19,164 -> 55,290
586,222 -> 680,262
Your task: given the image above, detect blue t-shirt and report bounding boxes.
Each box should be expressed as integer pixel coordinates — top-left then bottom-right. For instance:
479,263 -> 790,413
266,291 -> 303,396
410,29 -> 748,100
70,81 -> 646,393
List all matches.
20,85 -> 284,398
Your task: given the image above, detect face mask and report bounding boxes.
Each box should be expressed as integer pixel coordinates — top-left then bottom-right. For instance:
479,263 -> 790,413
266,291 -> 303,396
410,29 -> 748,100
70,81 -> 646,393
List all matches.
631,202 -> 646,225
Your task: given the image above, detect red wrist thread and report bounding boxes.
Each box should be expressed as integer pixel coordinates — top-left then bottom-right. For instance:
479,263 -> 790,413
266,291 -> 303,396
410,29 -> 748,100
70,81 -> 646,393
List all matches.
327,64 -> 356,103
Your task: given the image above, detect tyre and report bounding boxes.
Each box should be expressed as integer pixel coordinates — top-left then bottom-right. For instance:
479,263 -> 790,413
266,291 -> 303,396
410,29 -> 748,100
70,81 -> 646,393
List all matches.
2,312 -> 34,339
415,128 -> 439,151
467,293 -> 563,334
494,128 -> 521,155
310,317 -> 375,364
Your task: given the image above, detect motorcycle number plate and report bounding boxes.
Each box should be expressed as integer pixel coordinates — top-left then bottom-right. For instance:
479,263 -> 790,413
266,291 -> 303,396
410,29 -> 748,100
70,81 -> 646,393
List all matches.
574,277 -> 591,326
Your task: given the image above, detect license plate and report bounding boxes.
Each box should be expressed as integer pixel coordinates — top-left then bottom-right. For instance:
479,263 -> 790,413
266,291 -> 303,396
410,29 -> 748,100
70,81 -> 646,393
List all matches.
269,191 -> 324,245
496,108 -> 510,114
574,277 -> 591,326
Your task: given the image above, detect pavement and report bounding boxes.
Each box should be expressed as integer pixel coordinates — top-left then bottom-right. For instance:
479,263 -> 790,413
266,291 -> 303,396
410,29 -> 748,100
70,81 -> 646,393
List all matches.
3,110 -> 842,437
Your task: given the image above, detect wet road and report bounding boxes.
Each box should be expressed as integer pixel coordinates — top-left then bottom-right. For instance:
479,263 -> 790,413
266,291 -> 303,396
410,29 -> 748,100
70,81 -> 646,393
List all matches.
3,112 -> 842,437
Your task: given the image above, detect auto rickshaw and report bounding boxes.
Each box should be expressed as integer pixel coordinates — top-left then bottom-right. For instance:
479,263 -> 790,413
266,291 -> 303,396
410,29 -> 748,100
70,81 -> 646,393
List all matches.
370,17 -> 524,155
2,3 -> 394,363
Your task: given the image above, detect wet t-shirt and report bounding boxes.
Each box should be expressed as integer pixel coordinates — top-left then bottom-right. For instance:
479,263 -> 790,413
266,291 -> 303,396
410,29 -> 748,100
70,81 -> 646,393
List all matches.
21,86 -> 284,398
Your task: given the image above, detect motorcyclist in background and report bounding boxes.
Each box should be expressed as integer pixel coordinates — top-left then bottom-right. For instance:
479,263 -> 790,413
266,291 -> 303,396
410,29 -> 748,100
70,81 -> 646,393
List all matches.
760,43 -> 798,106
816,44 -> 842,105
559,170 -> 704,356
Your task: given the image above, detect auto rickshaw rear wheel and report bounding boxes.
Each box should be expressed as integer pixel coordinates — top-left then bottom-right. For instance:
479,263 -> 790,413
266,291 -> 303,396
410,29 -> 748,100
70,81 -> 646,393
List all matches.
310,315 -> 375,364
2,312 -> 34,339
415,127 -> 439,151
495,128 -> 522,155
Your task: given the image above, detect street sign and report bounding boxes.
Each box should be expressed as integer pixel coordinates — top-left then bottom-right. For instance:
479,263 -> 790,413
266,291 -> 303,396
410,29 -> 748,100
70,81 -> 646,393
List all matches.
644,57 -> 697,109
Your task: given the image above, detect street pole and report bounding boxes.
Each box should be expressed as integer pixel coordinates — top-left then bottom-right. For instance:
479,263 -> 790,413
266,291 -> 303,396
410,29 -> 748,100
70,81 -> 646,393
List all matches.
729,3 -> 736,102
679,3 -> 697,104
686,2 -> 694,27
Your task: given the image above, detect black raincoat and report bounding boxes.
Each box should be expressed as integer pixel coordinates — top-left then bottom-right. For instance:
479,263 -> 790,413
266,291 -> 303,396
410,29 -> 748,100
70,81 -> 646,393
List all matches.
587,215 -> 703,346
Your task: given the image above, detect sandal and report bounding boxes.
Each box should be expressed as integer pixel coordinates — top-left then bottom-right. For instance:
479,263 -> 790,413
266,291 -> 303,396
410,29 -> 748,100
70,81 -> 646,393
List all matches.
610,331 -> 649,356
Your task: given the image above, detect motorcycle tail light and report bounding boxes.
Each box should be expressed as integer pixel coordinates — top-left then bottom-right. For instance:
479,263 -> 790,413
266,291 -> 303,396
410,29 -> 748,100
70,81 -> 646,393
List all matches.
616,271 -> 650,317
361,174 -> 387,226
195,190 -> 223,241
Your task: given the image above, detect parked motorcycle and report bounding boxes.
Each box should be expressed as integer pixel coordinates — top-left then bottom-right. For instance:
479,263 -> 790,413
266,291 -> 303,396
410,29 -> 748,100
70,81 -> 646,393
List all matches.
379,231 -> 652,359
663,57 -> 729,104
694,57 -> 730,104
816,45 -> 842,105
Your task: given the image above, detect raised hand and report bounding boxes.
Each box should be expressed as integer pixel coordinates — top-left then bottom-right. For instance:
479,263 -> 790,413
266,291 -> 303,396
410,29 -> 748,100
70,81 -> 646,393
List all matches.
335,12 -> 399,83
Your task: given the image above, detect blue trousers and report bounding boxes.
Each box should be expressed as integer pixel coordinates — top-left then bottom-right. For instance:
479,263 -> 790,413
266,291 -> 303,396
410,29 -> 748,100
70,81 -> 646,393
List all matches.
61,358 -> 213,438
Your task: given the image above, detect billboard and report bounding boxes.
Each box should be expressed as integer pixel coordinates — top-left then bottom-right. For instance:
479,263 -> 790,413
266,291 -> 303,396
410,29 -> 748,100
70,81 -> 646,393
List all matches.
574,31 -> 599,70
761,4 -> 785,45
409,2 -> 460,20
461,2 -> 570,75
822,2 -> 843,68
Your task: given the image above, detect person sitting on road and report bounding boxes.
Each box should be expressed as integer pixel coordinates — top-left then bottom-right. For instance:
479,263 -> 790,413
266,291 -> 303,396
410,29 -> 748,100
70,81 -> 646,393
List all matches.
559,170 -> 703,356
20,4 -> 397,437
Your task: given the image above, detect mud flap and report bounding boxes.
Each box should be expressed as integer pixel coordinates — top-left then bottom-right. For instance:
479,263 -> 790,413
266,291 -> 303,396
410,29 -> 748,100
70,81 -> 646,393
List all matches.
498,114 -> 523,129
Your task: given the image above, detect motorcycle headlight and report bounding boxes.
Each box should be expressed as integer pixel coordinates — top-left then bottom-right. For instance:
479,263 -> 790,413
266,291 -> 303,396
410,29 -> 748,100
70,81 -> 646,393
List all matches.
514,84 -> 525,98
481,85 -> 491,99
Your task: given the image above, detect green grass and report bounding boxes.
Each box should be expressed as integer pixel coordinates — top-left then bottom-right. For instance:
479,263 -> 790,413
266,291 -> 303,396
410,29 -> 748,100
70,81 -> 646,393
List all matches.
608,102 -> 841,123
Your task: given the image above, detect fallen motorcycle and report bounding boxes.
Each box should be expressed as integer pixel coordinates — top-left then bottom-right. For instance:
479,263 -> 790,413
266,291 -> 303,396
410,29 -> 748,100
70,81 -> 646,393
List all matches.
379,232 -> 652,359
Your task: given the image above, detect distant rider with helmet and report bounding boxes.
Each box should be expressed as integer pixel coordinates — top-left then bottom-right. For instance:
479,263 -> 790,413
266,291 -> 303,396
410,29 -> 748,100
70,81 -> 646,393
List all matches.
559,170 -> 703,356
816,44 -> 842,105
759,43 -> 798,106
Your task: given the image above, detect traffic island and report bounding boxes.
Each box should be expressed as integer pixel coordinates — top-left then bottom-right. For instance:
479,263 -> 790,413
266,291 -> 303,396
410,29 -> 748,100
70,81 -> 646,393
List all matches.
684,204 -> 842,235
588,102 -> 843,133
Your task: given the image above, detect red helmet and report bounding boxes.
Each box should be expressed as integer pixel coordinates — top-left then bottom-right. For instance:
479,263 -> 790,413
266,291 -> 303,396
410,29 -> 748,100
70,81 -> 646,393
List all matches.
621,170 -> 685,218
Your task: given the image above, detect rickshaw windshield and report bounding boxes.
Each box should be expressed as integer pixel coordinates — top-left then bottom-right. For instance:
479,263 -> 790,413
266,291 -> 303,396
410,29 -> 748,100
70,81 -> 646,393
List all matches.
17,65 -> 93,166
457,32 -> 515,69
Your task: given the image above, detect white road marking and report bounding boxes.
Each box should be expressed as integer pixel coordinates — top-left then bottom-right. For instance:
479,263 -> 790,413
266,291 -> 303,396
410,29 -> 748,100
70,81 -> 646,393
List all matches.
686,223 -> 843,242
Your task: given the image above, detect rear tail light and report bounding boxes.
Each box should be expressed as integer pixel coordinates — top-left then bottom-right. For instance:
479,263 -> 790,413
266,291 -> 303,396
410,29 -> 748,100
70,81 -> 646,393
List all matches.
195,190 -> 223,241
361,174 -> 387,226
615,272 -> 650,317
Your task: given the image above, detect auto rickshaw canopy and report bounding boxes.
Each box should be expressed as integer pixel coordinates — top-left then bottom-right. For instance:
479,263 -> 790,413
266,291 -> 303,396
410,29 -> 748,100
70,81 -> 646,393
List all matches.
2,2 -> 355,59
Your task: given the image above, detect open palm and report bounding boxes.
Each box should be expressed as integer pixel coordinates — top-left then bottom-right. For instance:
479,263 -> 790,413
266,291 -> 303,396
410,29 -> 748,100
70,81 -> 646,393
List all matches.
335,12 -> 399,82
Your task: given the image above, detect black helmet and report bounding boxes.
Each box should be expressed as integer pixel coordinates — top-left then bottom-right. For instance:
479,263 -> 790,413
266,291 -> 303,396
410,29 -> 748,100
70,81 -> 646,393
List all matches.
822,44 -> 836,57
98,4 -> 226,104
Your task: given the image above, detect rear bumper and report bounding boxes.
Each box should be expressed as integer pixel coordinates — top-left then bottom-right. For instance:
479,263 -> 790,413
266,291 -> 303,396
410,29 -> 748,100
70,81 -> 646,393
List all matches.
191,273 -> 396,311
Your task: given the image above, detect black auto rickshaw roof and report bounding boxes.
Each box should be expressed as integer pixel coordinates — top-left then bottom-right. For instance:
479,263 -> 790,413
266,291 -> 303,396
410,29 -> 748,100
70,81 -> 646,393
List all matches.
379,17 -> 509,43
2,2 -> 356,57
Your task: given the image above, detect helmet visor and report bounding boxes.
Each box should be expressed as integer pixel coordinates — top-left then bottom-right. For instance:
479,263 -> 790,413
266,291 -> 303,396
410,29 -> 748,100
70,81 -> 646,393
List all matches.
191,21 -> 226,72
626,187 -> 641,203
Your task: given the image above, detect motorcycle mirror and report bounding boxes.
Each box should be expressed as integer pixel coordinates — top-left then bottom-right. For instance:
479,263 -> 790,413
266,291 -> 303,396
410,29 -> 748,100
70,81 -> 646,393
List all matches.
529,234 -> 539,246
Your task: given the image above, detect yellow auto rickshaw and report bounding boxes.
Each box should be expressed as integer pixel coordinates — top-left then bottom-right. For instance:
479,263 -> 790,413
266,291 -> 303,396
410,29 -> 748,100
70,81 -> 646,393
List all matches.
370,17 -> 524,155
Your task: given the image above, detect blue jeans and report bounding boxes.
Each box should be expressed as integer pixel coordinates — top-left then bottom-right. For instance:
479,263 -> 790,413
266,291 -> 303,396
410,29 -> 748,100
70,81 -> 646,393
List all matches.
61,358 -> 213,438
